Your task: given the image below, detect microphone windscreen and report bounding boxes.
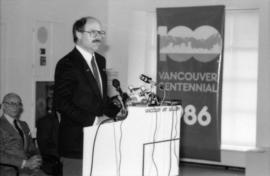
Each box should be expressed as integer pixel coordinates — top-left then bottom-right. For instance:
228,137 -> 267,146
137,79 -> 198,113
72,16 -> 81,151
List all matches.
139,74 -> 151,83
112,79 -> 120,88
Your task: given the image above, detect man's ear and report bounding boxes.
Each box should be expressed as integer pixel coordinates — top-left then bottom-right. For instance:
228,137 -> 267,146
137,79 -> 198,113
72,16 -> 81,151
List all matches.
75,31 -> 82,41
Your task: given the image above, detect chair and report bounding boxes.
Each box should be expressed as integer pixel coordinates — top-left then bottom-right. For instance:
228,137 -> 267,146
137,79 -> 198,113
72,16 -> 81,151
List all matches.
0,162 -> 19,176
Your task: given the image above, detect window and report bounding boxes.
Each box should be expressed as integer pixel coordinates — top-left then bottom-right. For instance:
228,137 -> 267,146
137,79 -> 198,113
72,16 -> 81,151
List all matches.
222,9 -> 258,149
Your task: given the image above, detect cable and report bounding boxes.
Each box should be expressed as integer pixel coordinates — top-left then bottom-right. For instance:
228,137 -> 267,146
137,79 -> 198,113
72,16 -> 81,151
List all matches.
160,88 -> 166,106
173,107 -> 181,175
151,108 -> 159,176
168,106 -> 175,176
113,124 -> 120,176
118,120 -> 124,176
89,118 -> 112,176
173,109 -> 180,159
113,116 -> 125,176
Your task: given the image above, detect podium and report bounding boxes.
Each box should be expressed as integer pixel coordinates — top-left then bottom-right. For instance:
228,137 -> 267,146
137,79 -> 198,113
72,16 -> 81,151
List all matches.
83,106 -> 182,176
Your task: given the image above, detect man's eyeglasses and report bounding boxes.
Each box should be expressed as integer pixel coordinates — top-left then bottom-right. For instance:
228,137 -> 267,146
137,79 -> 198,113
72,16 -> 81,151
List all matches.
79,30 -> 106,37
3,101 -> 23,107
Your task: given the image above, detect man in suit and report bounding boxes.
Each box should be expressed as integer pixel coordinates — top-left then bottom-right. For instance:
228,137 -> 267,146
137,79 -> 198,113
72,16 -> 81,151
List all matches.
53,16 -> 120,176
0,93 -> 47,176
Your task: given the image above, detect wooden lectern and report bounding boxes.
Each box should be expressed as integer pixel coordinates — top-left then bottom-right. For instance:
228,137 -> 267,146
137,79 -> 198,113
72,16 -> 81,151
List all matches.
83,105 -> 182,176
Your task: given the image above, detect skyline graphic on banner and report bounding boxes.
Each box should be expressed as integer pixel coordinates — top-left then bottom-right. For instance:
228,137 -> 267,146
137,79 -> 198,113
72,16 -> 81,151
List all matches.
158,25 -> 223,62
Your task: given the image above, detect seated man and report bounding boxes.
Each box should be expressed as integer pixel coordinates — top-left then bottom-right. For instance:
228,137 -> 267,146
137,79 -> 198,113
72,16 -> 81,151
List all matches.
0,92 -> 47,176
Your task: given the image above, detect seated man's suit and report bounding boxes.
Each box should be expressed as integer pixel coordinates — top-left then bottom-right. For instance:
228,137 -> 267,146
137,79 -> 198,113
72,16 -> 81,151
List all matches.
0,115 -> 45,176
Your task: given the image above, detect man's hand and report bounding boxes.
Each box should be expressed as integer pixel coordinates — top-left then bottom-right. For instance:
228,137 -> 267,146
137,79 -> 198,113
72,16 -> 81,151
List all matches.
115,108 -> 128,121
111,96 -> 122,109
94,115 -> 114,125
24,155 -> 42,170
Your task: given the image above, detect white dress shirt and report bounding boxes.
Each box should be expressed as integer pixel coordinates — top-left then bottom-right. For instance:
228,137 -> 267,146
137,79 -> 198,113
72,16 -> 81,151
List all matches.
75,45 -> 103,93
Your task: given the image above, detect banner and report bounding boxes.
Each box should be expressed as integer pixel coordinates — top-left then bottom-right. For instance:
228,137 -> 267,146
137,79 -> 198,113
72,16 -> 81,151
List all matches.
156,6 -> 224,161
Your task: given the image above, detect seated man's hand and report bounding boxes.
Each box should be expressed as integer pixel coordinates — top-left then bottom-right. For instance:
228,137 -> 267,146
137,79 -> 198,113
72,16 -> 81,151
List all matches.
24,155 -> 42,170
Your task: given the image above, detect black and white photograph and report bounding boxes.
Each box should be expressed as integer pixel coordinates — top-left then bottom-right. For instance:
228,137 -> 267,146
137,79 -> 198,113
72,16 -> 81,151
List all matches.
0,0 -> 269,176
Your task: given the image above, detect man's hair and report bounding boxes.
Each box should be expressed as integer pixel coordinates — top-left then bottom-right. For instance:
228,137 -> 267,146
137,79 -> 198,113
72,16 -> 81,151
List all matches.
72,16 -> 100,43
2,92 -> 21,104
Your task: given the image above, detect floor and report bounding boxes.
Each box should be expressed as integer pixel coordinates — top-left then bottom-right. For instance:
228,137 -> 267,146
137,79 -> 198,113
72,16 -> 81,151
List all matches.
179,162 -> 245,176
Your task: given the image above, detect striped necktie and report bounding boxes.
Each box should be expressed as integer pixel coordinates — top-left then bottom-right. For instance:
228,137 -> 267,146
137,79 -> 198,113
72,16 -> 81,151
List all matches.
91,54 -> 102,96
13,119 -> 25,145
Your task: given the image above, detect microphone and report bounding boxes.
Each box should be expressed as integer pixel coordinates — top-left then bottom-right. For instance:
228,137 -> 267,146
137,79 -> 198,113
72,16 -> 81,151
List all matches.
139,74 -> 157,86
112,79 -> 123,97
112,79 -> 128,119
128,85 -> 142,92
112,78 -> 128,106
112,79 -> 130,103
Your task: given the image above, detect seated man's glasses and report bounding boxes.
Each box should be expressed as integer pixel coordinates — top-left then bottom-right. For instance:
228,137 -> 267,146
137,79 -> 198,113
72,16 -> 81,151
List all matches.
3,101 -> 23,107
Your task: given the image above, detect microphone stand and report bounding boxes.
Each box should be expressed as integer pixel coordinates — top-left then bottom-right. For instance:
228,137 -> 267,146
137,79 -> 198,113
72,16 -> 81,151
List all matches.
115,95 -> 128,121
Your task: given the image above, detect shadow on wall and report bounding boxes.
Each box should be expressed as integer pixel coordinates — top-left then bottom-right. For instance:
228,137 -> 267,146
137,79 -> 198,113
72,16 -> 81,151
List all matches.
0,104 -> 2,116
36,81 -> 54,126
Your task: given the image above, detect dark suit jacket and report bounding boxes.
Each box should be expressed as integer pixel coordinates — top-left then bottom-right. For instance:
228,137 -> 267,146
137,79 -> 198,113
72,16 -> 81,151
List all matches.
0,115 -> 39,176
53,48 -> 119,159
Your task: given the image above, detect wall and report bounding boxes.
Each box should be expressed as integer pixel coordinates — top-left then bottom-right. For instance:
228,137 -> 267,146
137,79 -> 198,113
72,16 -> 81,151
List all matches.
256,0 -> 270,148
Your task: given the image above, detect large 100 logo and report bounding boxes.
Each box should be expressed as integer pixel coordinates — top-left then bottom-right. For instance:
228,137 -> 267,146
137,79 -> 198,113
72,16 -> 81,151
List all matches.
158,25 -> 223,63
